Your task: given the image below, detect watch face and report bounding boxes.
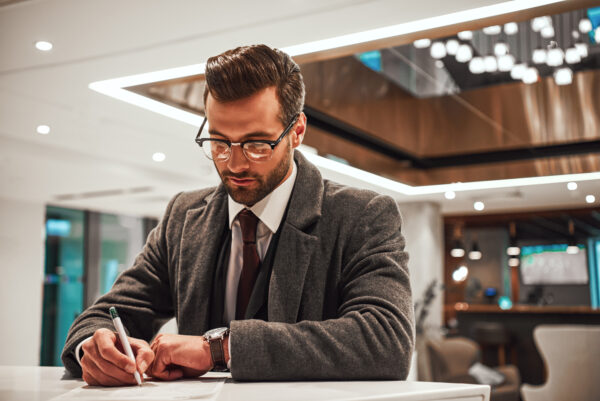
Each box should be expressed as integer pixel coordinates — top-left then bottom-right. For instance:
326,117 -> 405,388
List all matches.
204,327 -> 228,340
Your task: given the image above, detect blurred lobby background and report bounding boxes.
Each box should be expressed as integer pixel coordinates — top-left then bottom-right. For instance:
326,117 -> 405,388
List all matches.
1,1 -> 599,400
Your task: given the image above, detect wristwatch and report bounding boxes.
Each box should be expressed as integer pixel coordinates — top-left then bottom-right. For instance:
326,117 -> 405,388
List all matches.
203,327 -> 230,371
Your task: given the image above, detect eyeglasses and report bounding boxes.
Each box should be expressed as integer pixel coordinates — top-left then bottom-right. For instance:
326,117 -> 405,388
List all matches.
195,114 -> 299,163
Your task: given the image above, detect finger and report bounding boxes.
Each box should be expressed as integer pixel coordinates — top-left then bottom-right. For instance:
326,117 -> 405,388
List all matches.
150,366 -> 184,381
130,338 -> 154,375
147,348 -> 183,381
82,354 -> 134,386
94,330 -> 136,373
83,338 -> 140,384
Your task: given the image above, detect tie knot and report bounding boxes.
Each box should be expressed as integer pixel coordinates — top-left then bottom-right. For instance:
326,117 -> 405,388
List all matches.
238,209 -> 258,244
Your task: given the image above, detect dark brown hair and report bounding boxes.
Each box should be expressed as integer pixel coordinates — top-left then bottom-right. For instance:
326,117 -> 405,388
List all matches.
203,44 -> 305,126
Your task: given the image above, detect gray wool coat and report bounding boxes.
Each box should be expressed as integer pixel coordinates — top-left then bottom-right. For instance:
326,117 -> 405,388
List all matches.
62,150 -> 414,381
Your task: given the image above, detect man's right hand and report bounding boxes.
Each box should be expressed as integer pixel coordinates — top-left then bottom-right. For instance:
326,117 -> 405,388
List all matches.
80,328 -> 154,386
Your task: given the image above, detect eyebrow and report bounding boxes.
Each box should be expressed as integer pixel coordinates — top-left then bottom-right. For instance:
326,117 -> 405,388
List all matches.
208,129 -> 275,141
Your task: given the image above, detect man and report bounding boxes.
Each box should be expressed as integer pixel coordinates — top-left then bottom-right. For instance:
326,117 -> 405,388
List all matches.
62,44 -> 414,386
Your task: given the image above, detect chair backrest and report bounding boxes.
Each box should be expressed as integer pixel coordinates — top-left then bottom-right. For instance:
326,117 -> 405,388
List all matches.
426,337 -> 480,382
521,325 -> 600,401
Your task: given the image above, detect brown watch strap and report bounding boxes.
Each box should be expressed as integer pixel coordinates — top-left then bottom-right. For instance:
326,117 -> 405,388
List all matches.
207,336 -> 227,371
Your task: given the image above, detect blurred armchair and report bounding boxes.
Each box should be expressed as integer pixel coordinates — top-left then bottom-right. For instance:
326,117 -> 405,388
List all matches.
521,325 -> 600,401
426,337 -> 520,401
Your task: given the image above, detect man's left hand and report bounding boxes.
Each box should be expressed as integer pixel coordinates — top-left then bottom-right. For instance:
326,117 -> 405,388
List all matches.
148,334 -> 212,380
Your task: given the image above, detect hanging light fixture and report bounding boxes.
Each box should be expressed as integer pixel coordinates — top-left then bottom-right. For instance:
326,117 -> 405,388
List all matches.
469,57 -> 485,74
522,67 -> 539,84
532,47 -> 547,64
468,241 -> 483,260
430,41 -> 447,59
510,63 -> 527,80
507,222 -> 520,256
579,18 -> 593,34
498,54 -> 515,72
575,41 -> 588,58
484,56 -> 498,73
494,41 -> 509,56
450,224 -> 466,258
565,47 -> 581,64
566,219 -> 579,254
554,67 -> 573,86
455,44 -> 473,63
504,22 -> 519,35
446,39 -> 460,55
546,47 -> 564,67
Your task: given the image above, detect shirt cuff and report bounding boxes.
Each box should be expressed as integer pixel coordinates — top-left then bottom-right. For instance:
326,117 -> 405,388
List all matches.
75,336 -> 93,366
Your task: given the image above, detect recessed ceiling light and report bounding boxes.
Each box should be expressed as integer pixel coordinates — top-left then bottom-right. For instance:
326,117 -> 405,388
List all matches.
457,30 -> 473,41
567,182 -> 577,191
435,60 -> 445,69
586,195 -> 596,204
445,191 -> 456,200
413,38 -> 431,48
474,201 -> 485,211
36,125 -> 50,135
152,152 -> 166,162
483,25 -> 501,35
35,41 -> 53,51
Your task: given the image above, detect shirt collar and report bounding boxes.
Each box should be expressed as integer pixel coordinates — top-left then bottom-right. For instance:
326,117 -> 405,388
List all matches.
228,161 -> 297,233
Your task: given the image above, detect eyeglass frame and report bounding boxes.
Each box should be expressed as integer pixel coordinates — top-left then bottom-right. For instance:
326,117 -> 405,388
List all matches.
195,113 -> 300,162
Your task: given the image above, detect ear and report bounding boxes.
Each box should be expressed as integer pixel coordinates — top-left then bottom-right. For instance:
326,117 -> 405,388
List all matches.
290,113 -> 307,149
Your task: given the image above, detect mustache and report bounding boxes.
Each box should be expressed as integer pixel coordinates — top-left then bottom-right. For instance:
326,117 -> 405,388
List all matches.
221,171 -> 258,180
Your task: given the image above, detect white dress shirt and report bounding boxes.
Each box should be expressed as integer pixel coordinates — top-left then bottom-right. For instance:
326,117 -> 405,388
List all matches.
224,160 -> 297,324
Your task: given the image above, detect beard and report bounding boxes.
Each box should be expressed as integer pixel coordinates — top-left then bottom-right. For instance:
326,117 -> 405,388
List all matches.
217,149 -> 293,206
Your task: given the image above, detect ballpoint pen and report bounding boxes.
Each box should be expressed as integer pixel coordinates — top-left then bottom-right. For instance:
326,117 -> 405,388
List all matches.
109,307 -> 142,385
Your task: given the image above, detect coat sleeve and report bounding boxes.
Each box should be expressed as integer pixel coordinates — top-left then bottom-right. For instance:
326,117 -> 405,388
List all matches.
229,194 -> 415,380
60,192 -> 182,377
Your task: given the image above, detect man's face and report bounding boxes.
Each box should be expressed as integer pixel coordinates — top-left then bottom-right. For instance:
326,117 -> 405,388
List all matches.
205,87 -> 306,206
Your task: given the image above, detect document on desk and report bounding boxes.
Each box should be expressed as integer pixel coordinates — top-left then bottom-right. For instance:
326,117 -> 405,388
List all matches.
50,378 -> 225,401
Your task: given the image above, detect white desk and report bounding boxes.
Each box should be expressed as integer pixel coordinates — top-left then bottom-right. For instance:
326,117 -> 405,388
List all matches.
0,366 -> 490,401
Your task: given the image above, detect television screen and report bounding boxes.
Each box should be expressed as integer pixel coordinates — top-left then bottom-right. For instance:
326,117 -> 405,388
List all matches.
520,244 -> 588,285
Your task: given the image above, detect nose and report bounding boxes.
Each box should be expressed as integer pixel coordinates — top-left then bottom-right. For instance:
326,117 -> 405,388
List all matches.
226,143 -> 249,173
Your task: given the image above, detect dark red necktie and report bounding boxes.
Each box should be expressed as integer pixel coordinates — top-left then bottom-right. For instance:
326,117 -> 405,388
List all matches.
236,209 -> 261,320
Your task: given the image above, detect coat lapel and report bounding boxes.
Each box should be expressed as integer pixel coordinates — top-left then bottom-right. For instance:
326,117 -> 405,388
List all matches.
268,151 -> 323,323
177,186 -> 228,334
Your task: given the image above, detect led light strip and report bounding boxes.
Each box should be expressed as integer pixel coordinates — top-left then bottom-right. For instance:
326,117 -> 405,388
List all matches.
88,0 -> 597,198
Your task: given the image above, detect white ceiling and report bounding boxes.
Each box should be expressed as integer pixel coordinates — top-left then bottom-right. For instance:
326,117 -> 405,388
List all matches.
0,0 -> 598,219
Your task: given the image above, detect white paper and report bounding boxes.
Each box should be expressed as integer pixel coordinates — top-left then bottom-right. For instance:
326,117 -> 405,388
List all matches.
50,378 -> 225,401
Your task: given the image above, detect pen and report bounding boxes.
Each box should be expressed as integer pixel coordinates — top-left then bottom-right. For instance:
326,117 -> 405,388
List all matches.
109,307 -> 142,385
